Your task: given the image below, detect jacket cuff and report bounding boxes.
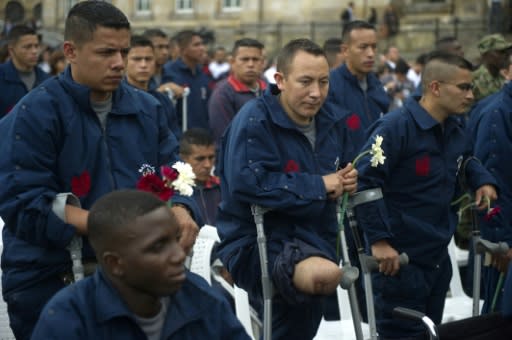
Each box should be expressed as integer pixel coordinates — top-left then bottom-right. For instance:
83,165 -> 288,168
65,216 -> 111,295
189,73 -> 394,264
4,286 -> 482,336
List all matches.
51,193 -> 81,222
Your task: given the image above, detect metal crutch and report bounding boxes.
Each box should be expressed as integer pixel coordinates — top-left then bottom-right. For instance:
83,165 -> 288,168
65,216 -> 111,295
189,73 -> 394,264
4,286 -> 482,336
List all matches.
393,307 -> 439,340
346,188 -> 409,340
67,235 -> 84,282
336,197 -> 364,340
251,204 -> 272,340
181,86 -> 190,133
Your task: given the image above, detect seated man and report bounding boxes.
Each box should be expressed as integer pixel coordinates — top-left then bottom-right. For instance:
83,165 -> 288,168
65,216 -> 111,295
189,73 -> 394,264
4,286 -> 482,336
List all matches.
179,128 -> 220,226
31,190 -> 250,339
216,38 -> 358,338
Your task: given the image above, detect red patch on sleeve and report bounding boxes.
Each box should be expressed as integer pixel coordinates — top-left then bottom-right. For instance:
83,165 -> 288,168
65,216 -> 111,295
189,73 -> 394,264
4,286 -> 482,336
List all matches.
284,160 -> 300,173
415,156 -> 430,177
346,113 -> 361,131
71,171 -> 91,197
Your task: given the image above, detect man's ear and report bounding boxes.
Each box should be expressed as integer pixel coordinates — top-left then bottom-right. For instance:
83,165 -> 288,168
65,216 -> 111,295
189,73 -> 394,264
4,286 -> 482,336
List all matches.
63,41 -> 77,64
103,251 -> 124,277
274,71 -> 285,91
340,43 -> 349,57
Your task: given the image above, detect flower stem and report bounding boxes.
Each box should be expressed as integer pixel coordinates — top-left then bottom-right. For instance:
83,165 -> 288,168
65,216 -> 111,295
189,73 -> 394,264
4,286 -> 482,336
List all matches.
491,272 -> 505,312
352,150 -> 371,168
451,192 -> 472,206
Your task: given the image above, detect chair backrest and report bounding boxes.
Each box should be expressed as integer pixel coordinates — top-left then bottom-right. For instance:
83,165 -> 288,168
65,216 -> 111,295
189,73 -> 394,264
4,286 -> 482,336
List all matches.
448,237 -> 468,298
190,225 -> 258,339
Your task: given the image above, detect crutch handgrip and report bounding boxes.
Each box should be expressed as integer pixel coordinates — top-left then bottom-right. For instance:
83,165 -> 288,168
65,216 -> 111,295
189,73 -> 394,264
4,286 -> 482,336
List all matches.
363,252 -> 409,273
339,265 -> 360,290
392,307 -> 439,340
475,239 -> 509,255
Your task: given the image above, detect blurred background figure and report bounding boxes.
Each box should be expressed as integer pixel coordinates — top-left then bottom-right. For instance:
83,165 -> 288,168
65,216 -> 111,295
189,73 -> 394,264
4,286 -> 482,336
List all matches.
209,46 -> 230,81
323,38 -> 344,70
49,49 -> 67,76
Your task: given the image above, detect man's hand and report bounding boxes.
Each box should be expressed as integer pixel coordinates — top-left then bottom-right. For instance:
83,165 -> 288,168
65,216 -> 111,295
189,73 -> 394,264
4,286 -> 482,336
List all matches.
171,205 -> 199,254
158,82 -> 184,98
475,185 -> 498,210
492,249 -> 512,273
371,240 -> 400,276
323,172 -> 344,200
65,205 -> 89,235
339,162 -> 358,194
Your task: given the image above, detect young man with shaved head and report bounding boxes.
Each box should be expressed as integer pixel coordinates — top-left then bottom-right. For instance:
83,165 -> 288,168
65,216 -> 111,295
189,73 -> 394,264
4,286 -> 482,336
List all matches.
355,52 -> 498,338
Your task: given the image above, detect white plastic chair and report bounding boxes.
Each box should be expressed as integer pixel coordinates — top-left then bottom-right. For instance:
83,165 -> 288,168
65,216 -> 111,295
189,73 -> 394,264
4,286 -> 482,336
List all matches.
442,237 -> 481,322
190,225 -> 260,339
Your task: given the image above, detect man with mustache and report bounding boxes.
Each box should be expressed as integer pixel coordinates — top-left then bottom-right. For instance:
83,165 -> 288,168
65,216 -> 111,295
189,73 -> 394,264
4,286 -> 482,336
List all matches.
208,38 -> 266,148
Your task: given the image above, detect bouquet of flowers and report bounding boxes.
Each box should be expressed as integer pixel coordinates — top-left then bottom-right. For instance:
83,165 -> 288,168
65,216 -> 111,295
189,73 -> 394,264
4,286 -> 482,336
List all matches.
136,162 -> 196,202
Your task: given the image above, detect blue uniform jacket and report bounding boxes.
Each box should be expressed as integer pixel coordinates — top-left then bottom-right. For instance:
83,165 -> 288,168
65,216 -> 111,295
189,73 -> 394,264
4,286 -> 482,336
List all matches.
0,60 -> 50,117
216,86 -> 353,295
473,81 -> 512,246
356,97 -> 497,268
0,67 -> 199,295
162,59 -> 210,130
325,64 -> 390,159
31,269 -> 250,340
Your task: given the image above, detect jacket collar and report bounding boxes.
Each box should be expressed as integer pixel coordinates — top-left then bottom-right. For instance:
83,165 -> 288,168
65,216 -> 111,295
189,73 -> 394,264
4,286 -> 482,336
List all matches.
262,84 -> 348,133
227,74 -> 267,93
404,96 -> 461,131
59,66 -> 140,116
94,270 -> 207,334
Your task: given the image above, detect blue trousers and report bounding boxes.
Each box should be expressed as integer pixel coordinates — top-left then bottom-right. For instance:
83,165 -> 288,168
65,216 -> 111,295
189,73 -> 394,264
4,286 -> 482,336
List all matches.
4,275 -> 65,340
373,256 -> 452,339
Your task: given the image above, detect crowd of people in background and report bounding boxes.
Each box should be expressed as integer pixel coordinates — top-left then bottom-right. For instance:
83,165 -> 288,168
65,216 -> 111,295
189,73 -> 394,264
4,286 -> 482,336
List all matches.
1,0 -> 512,339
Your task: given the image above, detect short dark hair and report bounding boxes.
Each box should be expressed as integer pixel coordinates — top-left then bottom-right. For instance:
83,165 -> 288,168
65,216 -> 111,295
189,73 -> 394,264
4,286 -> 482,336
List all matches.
143,28 -> 168,40
395,59 -> 410,75
232,38 -> 264,56
64,1 -> 130,45
130,35 -> 154,50
341,20 -> 376,44
88,190 -> 169,254
277,38 -> 326,76
323,38 -> 342,53
175,30 -> 201,49
436,36 -> 458,49
7,25 -> 37,45
421,51 -> 473,91
179,128 -> 214,156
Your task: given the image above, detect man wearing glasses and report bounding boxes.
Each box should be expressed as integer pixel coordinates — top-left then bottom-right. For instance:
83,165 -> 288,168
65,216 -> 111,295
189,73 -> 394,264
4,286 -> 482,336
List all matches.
355,52 -> 498,338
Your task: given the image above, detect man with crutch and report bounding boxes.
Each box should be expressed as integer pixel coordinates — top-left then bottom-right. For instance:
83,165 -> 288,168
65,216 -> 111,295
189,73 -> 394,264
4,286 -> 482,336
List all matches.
215,39 -> 358,339
354,52 -> 498,339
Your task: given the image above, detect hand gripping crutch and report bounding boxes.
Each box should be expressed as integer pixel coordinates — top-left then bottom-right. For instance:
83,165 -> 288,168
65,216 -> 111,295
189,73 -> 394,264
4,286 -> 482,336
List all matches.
346,188 -> 409,340
393,307 -> 439,340
471,204 -> 510,315
336,197 -> 364,340
181,86 -> 191,133
251,204 -> 273,340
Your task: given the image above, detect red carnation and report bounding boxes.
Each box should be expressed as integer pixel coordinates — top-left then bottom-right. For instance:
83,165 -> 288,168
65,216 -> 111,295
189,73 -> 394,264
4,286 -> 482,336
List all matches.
136,173 -> 174,201
161,165 -> 179,182
346,113 -> 361,131
484,205 -> 501,221
71,171 -> 91,197
284,160 -> 300,173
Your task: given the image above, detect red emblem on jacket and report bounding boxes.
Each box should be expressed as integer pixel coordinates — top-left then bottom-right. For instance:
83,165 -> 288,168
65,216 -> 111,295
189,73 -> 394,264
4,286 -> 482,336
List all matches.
415,156 -> 430,177
346,113 -> 361,131
284,160 -> 300,173
71,171 -> 91,197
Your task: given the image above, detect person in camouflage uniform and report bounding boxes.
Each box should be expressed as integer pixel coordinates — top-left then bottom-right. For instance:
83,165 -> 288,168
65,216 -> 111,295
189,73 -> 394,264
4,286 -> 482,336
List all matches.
472,34 -> 512,101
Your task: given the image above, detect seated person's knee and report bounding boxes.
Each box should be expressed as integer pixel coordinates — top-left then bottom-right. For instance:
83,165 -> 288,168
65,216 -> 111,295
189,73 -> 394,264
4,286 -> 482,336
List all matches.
293,256 -> 342,295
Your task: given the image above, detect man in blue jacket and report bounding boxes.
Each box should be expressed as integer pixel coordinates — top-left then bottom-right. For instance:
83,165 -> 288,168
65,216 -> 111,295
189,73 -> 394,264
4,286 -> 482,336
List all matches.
31,190 -> 250,340
0,2 -> 199,339
473,72 -> 512,315
216,38 -> 358,339
324,20 -> 390,320
0,25 -> 49,117
163,30 -> 210,130
356,52 -> 498,338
